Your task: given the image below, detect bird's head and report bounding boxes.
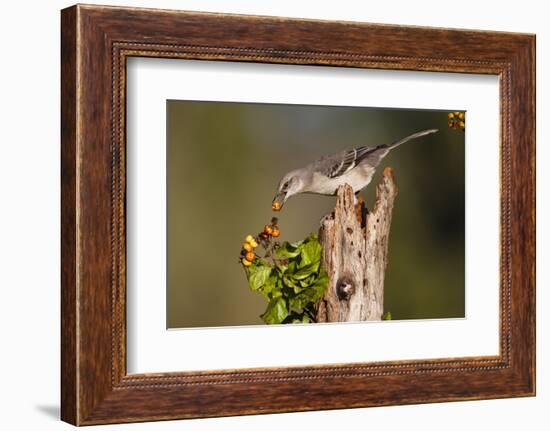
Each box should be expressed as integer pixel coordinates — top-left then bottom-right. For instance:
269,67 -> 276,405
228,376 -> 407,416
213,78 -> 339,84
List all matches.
272,170 -> 304,211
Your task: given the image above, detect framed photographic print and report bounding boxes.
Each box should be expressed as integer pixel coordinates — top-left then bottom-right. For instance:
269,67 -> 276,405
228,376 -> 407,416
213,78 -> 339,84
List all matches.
61,4 -> 535,425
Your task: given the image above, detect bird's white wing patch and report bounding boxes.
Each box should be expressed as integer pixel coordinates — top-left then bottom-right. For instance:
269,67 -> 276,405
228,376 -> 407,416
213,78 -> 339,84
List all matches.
326,146 -> 374,178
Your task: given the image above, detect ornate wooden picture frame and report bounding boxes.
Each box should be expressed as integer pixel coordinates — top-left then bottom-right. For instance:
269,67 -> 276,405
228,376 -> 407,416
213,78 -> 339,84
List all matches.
61,4 -> 535,425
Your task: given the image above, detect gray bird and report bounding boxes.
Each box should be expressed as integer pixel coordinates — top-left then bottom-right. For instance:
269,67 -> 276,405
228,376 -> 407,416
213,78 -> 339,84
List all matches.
272,128 -> 438,210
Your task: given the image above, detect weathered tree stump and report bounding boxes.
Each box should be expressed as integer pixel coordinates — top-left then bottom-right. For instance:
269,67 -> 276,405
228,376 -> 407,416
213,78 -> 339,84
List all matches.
316,167 -> 398,322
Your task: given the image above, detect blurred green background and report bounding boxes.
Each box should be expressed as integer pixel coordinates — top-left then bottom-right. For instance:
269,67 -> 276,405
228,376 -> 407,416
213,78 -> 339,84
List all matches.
167,100 -> 465,328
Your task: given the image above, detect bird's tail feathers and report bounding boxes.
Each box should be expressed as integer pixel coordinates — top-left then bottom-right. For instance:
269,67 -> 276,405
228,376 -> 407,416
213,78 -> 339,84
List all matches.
387,128 -> 438,150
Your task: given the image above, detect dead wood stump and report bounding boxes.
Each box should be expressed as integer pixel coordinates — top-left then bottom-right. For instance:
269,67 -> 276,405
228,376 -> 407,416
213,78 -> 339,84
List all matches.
316,167 -> 398,322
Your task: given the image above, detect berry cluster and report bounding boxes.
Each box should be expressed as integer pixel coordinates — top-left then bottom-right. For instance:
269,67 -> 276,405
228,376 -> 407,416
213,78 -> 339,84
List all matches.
240,235 -> 259,267
240,218 -> 281,267
448,111 -> 465,131
259,218 -> 280,241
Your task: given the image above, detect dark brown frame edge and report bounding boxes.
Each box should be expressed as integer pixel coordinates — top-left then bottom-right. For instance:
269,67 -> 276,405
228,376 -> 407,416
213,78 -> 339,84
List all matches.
61,4 -> 535,426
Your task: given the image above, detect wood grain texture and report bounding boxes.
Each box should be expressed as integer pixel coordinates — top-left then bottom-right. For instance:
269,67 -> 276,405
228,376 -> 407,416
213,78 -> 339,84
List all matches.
60,6 -> 78,425
61,4 -> 536,425
317,171 -> 397,322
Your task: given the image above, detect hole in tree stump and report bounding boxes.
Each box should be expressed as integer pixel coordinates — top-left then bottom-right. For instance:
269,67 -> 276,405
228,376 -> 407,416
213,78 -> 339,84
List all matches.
336,276 -> 355,300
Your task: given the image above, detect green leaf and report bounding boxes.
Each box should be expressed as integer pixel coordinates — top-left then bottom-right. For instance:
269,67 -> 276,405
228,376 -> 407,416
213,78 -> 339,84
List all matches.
292,262 -> 320,280
267,277 -> 283,299
261,297 -> 289,324
289,239 -> 305,248
248,265 -> 272,292
288,293 -> 308,310
282,274 -> 300,290
287,260 -> 297,273
299,275 -> 316,287
283,312 -> 312,324
290,288 -> 321,309
275,264 -> 288,275
275,241 -> 301,258
271,288 -> 283,299
309,270 -> 329,298
300,314 -> 311,323
299,236 -> 322,267
260,275 -> 278,299
382,311 -> 392,320
288,268 -> 328,310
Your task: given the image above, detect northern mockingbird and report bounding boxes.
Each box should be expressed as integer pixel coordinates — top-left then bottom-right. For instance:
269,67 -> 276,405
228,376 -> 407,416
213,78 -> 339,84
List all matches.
272,129 -> 438,210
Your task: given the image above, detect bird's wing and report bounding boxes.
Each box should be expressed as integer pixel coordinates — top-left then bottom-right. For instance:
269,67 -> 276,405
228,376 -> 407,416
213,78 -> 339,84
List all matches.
312,129 -> 437,179
316,145 -> 382,179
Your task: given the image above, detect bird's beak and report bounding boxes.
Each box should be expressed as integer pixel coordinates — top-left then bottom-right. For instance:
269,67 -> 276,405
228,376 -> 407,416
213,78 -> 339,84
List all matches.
272,192 -> 286,211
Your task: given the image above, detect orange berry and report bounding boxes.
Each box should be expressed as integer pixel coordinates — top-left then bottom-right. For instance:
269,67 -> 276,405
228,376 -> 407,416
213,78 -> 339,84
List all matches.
272,228 -> 280,238
245,251 -> 255,262
264,225 -> 273,235
243,242 -> 253,252
272,201 -> 282,211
